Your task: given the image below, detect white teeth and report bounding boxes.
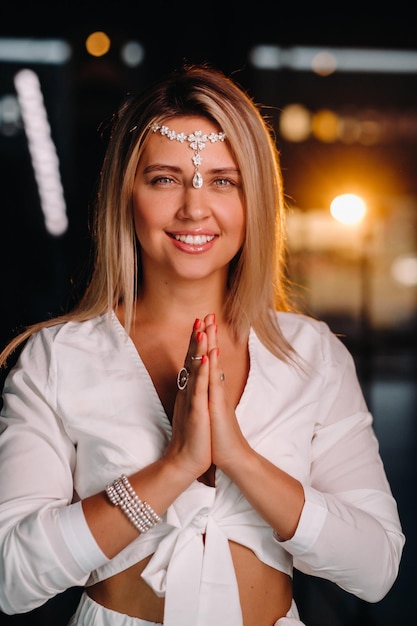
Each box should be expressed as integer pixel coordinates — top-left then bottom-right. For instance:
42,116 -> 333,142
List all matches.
174,234 -> 215,245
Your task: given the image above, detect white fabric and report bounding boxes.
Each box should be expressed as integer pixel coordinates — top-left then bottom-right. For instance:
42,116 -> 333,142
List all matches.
68,592 -> 162,625
0,311 -> 405,624
67,592 -> 304,625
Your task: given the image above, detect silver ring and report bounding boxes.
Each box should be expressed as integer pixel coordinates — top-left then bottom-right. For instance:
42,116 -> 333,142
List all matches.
220,373 -> 225,382
177,366 -> 190,390
191,355 -> 203,361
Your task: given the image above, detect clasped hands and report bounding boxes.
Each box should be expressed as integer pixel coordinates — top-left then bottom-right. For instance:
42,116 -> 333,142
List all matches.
164,313 -> 248,483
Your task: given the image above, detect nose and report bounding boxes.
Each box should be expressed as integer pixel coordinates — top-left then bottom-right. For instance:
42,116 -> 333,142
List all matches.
177,186 -> 210,221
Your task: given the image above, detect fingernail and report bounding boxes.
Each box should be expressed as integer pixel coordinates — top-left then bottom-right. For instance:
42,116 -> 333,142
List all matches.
197,331 -> 203,343
194,318 -> 201,330
202,354 -> 208,364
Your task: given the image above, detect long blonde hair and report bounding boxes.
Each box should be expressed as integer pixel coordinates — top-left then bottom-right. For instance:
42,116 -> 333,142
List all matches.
0,63 -> 296,368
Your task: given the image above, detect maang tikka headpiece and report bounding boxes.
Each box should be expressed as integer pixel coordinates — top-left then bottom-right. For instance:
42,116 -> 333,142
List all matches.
150,123 -> 226,189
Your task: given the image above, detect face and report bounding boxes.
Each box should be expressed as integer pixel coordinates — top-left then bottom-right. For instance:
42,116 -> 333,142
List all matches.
132,115 -> 245,286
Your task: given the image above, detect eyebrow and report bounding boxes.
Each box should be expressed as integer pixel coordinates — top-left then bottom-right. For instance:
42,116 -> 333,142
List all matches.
142,164 -> 240,176
209,167 -> 241,176
142,164 -> 182,174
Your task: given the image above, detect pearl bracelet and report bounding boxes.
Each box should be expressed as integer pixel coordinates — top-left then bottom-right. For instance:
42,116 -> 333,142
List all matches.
105,474 -> 162,534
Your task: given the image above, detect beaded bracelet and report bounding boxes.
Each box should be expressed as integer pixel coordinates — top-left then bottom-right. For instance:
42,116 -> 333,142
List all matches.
105,474 -> 162,534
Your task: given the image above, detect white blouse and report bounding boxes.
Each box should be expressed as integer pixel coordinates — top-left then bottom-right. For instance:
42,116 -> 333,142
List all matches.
0,311 -> 405,625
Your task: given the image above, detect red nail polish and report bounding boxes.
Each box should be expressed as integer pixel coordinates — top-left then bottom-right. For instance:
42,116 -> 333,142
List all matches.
194,318 -> 201,330
197,331 -> 203,343
202,354 -> 208,364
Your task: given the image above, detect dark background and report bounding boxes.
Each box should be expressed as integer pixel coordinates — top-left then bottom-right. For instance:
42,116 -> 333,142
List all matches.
0,4 -> 415,624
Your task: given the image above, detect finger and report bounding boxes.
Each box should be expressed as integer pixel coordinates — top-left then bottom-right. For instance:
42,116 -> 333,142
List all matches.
180,319 -> 205,372
189,318 -> 207,355
192,352 -> 209,396
205,323 -> 225,385
203,313 -> 216,326
208,346 -> 225,389
204,315 -> 218,355
203,313 -> 216,337
189,326 -> 206,363
177,321 -> 209,395
187,332 -> 209,397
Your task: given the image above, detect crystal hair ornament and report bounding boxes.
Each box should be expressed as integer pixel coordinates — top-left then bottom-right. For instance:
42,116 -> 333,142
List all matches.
151,123 -> 226,189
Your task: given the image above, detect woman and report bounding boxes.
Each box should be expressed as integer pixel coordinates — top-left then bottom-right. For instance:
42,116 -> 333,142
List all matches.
0,63 -> 404,626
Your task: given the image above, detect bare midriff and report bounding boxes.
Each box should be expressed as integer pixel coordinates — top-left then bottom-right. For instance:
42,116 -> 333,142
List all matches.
87,540 -> 292,625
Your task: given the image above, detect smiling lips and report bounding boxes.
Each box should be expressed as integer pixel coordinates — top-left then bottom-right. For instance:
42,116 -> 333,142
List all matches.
169,232 -> 217,253
173,234 -> 216,245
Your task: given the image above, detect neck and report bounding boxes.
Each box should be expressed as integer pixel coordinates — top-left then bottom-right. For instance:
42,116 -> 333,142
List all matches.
135,275 -> 229,326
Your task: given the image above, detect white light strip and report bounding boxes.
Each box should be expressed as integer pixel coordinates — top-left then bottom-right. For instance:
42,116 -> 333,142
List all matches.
249,45 -> 417,74
14,69 -> 68,236
0,38 -> 71,64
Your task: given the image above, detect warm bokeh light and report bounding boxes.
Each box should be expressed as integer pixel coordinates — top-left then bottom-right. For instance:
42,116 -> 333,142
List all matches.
330,194 -> 367,224
279,103 -> 311,142
311,109 -> 339,142
85,31 -> 111,57
338,115 -> 362,144
391,254 -> 417,286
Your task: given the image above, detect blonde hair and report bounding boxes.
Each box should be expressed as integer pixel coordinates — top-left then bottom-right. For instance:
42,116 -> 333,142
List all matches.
0,63 -> 296,368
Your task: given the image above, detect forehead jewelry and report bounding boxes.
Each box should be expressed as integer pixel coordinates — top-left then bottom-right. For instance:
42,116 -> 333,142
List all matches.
151,123 -> 226,189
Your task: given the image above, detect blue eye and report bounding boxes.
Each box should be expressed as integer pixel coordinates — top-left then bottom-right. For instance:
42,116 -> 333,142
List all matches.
151,176 -> 174,185
214,178 -> 232,187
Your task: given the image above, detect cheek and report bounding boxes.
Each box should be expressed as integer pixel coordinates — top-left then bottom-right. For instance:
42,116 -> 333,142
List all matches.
132,200 -> 154,246
132,196 -> 170,254
132,206 -> 143,238
132,192 -> 156,231
229,203 -> 246,245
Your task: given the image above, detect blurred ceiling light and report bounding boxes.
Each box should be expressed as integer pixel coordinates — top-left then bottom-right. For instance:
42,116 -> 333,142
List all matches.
249,45 -> 282,69
0,94 -> 21,136
391,255 -> 417,286
279,103 -> 311,142
0,38 -> 71,64
120,40 -> 145,67
249,45 -> 417,74
330,194 -> 367,225
86,31 -> 111,57
14,69 -> 68,236
311,51 -> 337,76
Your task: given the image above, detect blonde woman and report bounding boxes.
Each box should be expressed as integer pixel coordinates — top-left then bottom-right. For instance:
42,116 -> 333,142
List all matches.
0,64 -> 404,626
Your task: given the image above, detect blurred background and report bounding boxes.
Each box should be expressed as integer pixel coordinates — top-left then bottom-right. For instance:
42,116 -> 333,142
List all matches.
0,3 -> 415,624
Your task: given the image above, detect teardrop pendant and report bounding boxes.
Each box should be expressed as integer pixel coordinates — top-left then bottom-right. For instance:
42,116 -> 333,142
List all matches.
192,171 -> 203,189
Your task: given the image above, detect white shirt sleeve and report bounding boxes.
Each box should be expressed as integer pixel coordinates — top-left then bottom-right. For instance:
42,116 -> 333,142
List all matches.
0,329 -> 109,614
276,323 -> 405,602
